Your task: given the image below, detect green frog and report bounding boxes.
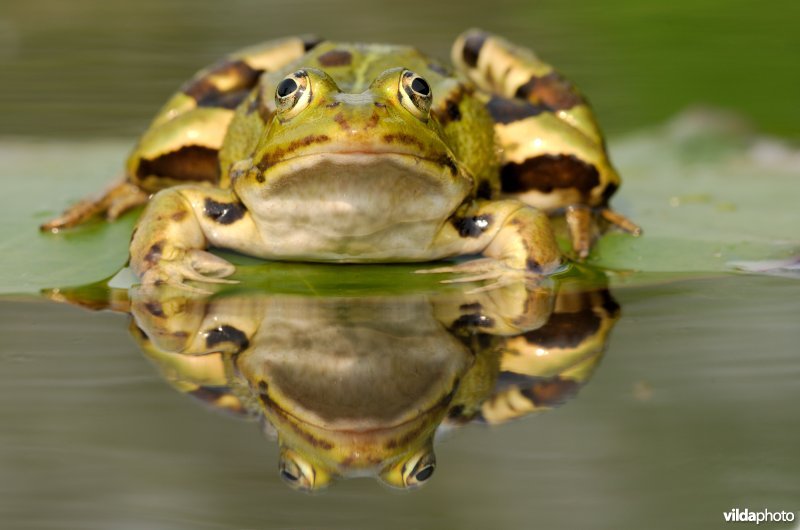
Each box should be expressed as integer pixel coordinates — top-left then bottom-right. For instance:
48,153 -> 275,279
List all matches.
42,30 -> 639,288
95,276 -> 619,491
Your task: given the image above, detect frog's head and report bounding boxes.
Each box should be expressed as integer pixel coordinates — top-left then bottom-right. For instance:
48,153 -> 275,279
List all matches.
232,66 -> 473,226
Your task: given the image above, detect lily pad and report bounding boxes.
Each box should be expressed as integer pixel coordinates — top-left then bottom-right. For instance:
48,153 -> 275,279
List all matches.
1,107 -> 798,296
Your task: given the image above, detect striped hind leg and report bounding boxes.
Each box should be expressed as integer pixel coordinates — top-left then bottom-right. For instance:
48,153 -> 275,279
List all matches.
42,35 -> 321,231
451,30 -> 640,258
478,287 -> 620,424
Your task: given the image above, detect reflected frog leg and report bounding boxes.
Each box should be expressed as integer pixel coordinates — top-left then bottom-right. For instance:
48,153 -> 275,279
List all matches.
421,199 -> 562,285
41,36 -> 319,231
450,29 -> 641,258
451,288 -> 621,425
128,320 -> 251,417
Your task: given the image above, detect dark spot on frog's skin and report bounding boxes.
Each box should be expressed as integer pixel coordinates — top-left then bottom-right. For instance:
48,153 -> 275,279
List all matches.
601,181 -> 618,205
205,324 -> 250,352
255,172 -> 265,183
137,145 -> 220,183
333,113 -> 350,130
599,290 -> 621,317
526,259 -> 541,273
500,154 -> 600,198
459,302 -> 483,312
451,214 -> 493,238
445,100 -> 462,122
476,179 -> 493,199
171,210 -> 187,222
523,307 -> 601,349
451,313 -> 495,329
514,71 -> 584,111
144,301 -> 165,317
257,134 -> 331,170
144,241 -> 164,265
447,404 -> 465,419
317,49 -> 352,67
440,155 -> 458,176
486,96 -> 547,124
374,101 -> 387,108
382,133 -> 425,151
257,380 -> 268,393
325,101 -> 341,108
462,32 -> 488,68
434,87 -> 471,126
183,59 -> 261,109
520,378 -> 580,407
203,197 -> 246,225
303,36 -> 323,51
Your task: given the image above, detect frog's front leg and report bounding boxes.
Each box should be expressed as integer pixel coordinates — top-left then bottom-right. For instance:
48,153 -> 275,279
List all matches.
424,200 -> 561,283
130,185 -> 261,288
451,29 -> 641,258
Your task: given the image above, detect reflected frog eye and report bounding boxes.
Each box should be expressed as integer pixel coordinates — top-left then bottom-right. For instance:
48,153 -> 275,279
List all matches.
411,463 -> 434,484
275,70 -> 312,120
398,69 -> 432,120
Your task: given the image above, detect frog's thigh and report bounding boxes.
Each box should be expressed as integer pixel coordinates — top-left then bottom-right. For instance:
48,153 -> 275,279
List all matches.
450,29 -> 601,144
129,186 -> 261,281
131,321 -> 249,416
129,107 -> 235,192
481,336 -> 606,424
436,200 -> 561,273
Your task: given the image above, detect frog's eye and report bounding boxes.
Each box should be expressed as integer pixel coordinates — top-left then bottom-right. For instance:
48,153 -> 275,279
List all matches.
379,446 -> 436,489
404,450 -> 436,487
275,70 -> 312,120
398,70 -> 432,120
278,448 -> 333,492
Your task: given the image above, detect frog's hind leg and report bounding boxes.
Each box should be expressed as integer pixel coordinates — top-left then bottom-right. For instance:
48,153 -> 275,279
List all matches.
478,287 -> 619,424
451,30 -> 640,258
42,36 -> 322,231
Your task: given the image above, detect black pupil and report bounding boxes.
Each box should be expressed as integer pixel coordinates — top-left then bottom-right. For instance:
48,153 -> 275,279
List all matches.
281,469 -> 299,482
415,465 -> 434,482
277,78 -> 298,98
411,77 -> 430,96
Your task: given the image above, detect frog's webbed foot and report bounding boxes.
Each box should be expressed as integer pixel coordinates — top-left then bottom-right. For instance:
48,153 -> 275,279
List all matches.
140,249 -> 238,293
565,205 -> 642,259
41,179 -> 149,231
417,259 -> 537,294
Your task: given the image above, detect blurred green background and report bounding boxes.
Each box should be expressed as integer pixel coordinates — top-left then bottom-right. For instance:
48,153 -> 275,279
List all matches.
1,0 -> 799,139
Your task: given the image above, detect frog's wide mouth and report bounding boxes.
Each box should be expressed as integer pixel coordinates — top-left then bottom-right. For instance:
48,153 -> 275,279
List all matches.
257,151 -> 463,185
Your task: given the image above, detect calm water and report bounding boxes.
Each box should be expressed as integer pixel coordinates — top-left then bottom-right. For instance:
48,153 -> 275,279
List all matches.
1,0 -> 799,528
1,274 -> 798,529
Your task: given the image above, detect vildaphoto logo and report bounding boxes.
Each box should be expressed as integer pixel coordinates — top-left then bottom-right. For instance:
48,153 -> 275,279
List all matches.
723,508 -> 796,524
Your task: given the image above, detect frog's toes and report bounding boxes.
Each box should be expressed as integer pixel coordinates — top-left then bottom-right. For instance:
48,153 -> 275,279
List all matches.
600,208 -> 642,236
140,250 -> 238,291
417,258 -> 534,290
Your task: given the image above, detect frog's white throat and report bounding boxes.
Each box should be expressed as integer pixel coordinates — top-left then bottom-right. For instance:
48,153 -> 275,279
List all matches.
236,153 -> 472,260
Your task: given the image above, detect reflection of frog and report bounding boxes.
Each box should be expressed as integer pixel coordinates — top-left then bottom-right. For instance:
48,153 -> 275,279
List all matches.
43,30 -> 639,288
113,277 -> 619,491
